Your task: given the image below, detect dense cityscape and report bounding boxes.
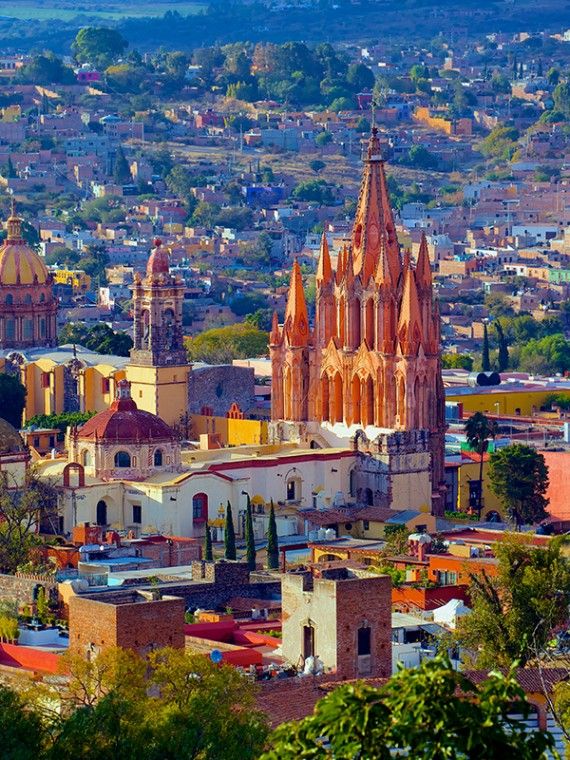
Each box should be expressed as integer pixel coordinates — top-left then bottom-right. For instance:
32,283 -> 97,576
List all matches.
1,0 -> 570,756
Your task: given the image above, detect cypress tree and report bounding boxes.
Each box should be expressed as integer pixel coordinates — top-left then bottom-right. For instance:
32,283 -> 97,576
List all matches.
481,322 -> 491,372
204,523 -> 213,562
495,321 -> 509,372
244,494 -> 256,570
266,500 -> 279,571
224,500 -> 236,560
113,146 -> 131,185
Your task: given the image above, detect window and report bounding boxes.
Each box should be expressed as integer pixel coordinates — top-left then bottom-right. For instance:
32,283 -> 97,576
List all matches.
23,317 -> 33,338
349,470 -> 356,497
132,505 -> 142,524
49,436 -> 55,448
358,627 -> 371,656
24,294 -> 32,305
101,377 -> 110,394
363,520 -> 370,531
5,319 -> 14,340
81,449 -> 92,468
41,372 -> 50,389
39,293 -> 45,303
192,493 -> 208,522
33,436 -> 40,447
154,449 -> 163,466
5,293 -> 13,305
303,625 -> 315,659
287,480 -> 296,501
114,451 -> 131,468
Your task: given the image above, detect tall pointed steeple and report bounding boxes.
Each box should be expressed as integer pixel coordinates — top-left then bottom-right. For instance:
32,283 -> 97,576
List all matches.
351,127 -> 401,285
415,231 -> 432,291
398,264 -> 423,356
269,310 -> 281,345
284,259 -> 309,347
316,230 -> 333,286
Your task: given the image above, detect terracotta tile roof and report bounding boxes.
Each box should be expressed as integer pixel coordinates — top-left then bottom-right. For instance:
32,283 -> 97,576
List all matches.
464,667 -> 568,696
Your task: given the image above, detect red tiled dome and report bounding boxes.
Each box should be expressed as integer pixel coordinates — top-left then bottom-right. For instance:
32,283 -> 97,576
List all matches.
146,238 -> 170,276
77,380 -> 175,443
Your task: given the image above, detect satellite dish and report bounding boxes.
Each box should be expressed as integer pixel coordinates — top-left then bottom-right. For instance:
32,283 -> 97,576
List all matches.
210,649 -> 223,664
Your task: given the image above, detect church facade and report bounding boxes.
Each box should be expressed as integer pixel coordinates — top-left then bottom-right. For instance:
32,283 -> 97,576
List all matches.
270,129 -> 446,514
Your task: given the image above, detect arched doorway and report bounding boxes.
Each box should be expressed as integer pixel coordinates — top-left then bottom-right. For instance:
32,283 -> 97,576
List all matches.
96,500 -> 107,526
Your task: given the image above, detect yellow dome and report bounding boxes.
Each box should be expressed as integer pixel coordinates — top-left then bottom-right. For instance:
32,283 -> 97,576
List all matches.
0,214 -> 48,286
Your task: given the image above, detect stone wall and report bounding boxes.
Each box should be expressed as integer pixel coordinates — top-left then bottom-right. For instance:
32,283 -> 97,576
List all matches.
0,574 -> 57,607
188,365 -> 256,416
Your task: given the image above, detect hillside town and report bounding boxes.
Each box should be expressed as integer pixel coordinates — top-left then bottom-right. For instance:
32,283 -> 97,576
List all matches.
1,2 -> 570,757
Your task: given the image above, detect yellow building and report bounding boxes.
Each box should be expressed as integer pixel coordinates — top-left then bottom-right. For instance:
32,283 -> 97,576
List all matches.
51,269 -> 91,293
446,386 -> 567,418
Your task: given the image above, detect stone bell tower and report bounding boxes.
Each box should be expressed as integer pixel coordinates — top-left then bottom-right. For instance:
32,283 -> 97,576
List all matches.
126,239 -> 191,428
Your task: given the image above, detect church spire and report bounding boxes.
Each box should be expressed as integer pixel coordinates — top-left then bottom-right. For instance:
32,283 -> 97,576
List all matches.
398,264 -> 422,356
316,230 -> 332,286
351,127 -> 401,285
284,259 -> 309,347
415,231 -> 432,290
270,310 -> 281,345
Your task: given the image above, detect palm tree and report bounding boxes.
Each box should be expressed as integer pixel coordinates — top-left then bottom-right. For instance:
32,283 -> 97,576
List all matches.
464,412 -> 498,519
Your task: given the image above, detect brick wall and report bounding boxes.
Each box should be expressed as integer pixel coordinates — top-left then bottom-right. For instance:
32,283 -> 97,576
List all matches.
68,591 -> 185,655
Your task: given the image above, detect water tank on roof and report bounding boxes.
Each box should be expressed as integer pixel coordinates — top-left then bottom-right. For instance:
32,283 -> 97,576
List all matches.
467,371 -> 501,387
325,528 -> 336,541
317,528 -> 327,541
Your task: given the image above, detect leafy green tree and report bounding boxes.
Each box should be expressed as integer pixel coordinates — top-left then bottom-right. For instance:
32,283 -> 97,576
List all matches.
464,412 -> 498,518
204,524 -> 213,562
455,535 -> 570,668
0,373 -> 26,429
73,27 -> 128,67
406,144 -> 439,170
489,444 -> 549,527
441,354 -> 474,371
266,500 -> 279,570
518,333 -> 570,375
224,500 -> 236,560
0,685 -> 44,759
547,67 -> 560,85
0,471 -> 58,573
482,322 -> 491,371
27,411 -> 95,438
346,62 -> 374,92
478,125 -> 519,160
113,146 -> 132,185
264,655 -> 554,759
292,179 -> 334,204
15,53 -> 75,85
58,323 -> 132,357
309,159 -> 326,174
554,81 -> 570,119
244,494 -> 256,571
315,130 -> 333,147
105,63 -> 145,93
185,324 -> 268,364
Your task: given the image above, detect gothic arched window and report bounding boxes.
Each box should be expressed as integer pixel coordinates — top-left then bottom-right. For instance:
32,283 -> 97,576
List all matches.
5,293 -> 13,305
